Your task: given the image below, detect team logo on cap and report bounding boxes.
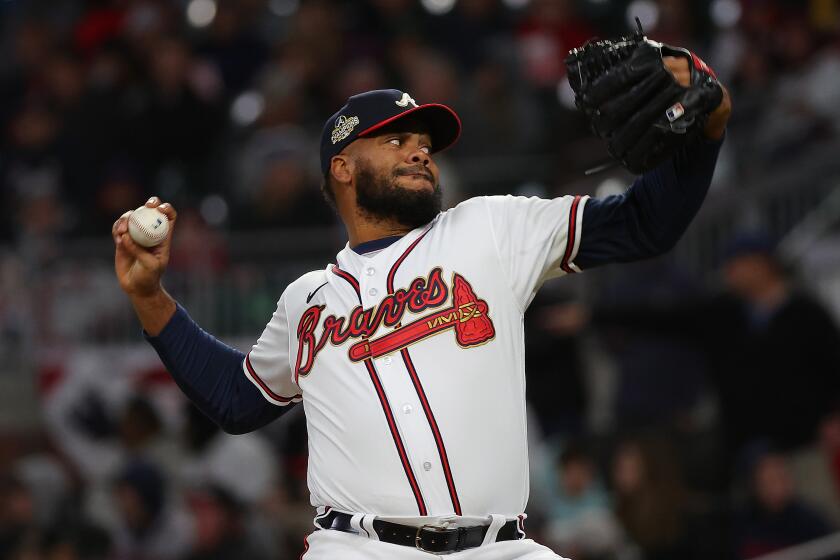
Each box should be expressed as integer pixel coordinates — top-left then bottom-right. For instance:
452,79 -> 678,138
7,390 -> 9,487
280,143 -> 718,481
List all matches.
395,92 -> 418,108
331,114 -> 360,144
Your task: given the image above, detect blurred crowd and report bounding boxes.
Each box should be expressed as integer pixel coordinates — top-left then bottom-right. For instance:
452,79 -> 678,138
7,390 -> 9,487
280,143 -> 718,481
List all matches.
1,0 -> 840,245
2,0 -> 840,559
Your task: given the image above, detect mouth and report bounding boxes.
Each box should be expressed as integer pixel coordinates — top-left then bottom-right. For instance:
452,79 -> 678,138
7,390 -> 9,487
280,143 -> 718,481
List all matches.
397,170 -> 435,186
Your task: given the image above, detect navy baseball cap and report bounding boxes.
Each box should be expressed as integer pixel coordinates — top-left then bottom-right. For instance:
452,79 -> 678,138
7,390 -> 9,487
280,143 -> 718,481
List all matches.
319,89 -> 461,176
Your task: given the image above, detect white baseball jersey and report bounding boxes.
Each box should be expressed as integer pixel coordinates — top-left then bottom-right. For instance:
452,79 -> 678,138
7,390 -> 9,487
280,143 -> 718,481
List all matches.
243,194 -> 587,518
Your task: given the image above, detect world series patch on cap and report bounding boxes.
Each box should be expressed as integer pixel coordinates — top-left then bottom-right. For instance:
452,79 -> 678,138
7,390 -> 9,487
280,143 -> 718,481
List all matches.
319,89 -> 462,176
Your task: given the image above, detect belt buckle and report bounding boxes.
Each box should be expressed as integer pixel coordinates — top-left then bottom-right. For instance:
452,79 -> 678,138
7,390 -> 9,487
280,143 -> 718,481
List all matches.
415,522 -> 452,553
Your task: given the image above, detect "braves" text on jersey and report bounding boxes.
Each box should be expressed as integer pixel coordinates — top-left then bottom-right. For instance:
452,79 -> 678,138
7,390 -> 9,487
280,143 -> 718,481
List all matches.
294,267 -> 495,376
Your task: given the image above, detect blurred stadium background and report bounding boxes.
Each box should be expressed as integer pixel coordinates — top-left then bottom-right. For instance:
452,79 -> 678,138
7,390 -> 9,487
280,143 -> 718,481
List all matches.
2,0 -> 840,559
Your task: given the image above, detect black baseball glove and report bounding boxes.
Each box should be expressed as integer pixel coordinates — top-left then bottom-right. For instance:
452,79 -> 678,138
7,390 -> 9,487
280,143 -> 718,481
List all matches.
565,22 -> 723,174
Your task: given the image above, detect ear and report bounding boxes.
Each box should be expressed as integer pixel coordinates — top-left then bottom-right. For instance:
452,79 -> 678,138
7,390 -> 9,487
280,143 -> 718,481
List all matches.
330,155 -> 353,185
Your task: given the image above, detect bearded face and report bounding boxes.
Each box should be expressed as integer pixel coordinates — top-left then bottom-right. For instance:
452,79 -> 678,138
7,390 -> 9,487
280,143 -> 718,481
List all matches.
353,156 -> 443,230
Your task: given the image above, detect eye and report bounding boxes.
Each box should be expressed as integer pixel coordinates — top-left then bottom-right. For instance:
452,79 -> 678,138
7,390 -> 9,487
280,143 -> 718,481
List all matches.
388,138 -> 401,146
420,146 -> 431,154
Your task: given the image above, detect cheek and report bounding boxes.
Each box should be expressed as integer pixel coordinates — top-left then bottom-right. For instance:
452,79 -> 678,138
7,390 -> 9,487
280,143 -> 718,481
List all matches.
429,161 -> 441,183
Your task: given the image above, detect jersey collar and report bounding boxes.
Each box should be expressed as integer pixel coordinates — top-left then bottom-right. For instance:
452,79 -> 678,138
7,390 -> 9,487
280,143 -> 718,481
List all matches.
351,235 -> 406,255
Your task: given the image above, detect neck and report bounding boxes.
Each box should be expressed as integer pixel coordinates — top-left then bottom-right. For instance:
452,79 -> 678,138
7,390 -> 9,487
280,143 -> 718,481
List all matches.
344,209 -> 414,248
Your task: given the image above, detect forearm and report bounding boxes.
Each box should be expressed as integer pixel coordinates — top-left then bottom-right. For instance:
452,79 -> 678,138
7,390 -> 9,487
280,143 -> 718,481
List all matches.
576,135 -> 723,268
130,288 -> 177,336
638,134 -> 722,248
145,304 -> 290,434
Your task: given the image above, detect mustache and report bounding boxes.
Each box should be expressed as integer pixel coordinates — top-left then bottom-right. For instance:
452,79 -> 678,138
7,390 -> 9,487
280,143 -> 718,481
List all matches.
394,166 -> 435,184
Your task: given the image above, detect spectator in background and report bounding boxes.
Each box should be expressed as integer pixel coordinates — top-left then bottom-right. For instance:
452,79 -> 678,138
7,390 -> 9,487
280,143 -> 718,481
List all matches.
821,411 -> 840,514
544,441 -> 623,560
734,447 -> 837,559
526,291 -> 590,438
232,127 -> 336,229
168,209 -> 229,274
566,234 -> 840,462
716,234 -> 840,453
0,474 -> 38,559
456,53 -> 547,179
129,35 -> 223,197
1,101 -> 68,253
43,373 -> 183,532
789,408 -> 840,526
611,436 -> 691,560
196,2 -> 268,97
111,459 -> 193,560
751,16 -> 840,162
515,0 -> 592,90
186,485 -> 270,560
178,402 -> 279,509
39,521 -> 112,560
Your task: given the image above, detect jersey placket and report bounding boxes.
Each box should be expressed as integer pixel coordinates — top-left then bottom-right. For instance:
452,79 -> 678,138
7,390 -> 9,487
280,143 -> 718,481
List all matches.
357,255 -> 454,515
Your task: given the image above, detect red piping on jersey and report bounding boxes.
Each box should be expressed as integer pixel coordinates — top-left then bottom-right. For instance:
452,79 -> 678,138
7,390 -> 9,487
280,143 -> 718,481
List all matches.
386,226 -> 433,295
400,349 -> 462,515
299,535 -> 310,559
331,264 -> 360,294
244,353 -> 302,403
560,196 -> 582,274
363,360 -> 428,515
386,226 -> 463,515
330,265 -> 429,516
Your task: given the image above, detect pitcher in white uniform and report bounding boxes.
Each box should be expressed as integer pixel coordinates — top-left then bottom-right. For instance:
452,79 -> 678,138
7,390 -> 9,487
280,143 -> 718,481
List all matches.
112,67 -> 730,558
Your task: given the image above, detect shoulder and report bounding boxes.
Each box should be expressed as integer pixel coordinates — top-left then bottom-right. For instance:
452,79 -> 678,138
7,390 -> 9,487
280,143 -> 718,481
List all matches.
284,270 -> 328,298
441,196 -> 490,218
436,195 -> 531,223
290,269 -> 329,287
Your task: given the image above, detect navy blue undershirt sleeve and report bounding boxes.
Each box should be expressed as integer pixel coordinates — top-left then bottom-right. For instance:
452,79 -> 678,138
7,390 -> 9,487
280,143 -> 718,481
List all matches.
145,304 -> 292,434
576,136 -> 723,269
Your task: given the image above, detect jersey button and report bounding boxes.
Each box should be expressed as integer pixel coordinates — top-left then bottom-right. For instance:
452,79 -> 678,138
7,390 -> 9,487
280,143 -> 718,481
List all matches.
368,288 -> 378,297
383,356 -> 392,365
402,404 -> 412,414
423,461 -> 432,471
365,267 -> 375,276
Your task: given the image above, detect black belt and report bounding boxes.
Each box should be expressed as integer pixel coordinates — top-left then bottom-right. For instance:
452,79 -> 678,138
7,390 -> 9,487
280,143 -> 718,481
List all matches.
316,510 -> 523,553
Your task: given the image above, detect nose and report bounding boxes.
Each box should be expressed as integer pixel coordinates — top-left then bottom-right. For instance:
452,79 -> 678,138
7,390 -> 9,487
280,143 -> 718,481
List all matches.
408,147 -> 430,167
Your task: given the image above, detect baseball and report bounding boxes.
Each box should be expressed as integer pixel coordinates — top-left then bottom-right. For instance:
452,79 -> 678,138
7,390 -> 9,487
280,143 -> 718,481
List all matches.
128,206 -> 169,247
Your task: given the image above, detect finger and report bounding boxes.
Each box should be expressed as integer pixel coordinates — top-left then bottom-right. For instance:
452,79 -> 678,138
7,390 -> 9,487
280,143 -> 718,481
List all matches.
156,202 -> 178,224
119,232 -> 159,269
145,196 -> 161,208
112,211 -> 132,239
119,232 -> 142,258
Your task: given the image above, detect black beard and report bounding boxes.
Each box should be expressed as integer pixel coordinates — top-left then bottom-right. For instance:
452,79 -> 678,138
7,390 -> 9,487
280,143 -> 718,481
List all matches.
354,162 -> 442,230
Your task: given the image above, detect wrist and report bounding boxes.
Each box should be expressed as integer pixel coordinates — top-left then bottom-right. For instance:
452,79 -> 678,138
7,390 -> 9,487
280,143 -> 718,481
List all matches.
704,85 -> 731,140
125,281 -> 164,299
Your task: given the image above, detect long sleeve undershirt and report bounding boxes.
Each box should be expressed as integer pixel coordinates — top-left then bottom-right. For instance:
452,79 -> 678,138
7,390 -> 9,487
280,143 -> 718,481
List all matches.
575,136 -> 722,269
145,307 -> 289,434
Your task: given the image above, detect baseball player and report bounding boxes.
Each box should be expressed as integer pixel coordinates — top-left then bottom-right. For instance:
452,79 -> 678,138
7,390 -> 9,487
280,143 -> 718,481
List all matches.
112,44 -> 730,558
